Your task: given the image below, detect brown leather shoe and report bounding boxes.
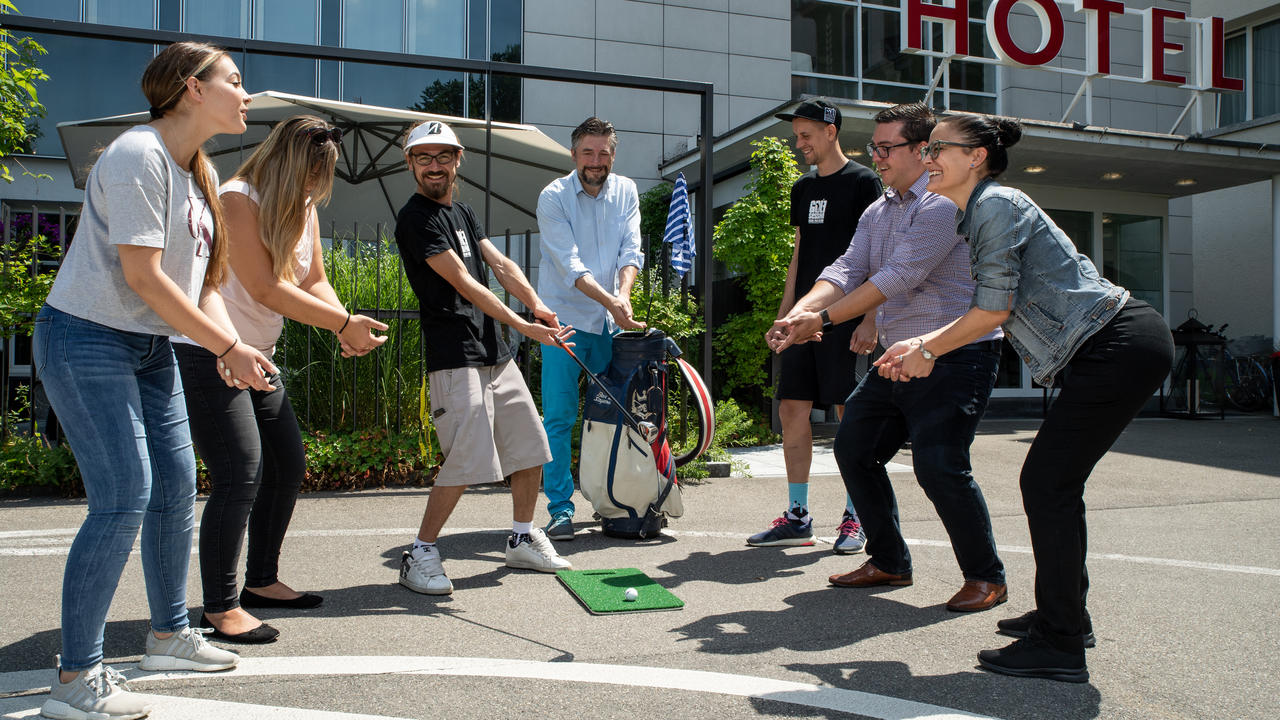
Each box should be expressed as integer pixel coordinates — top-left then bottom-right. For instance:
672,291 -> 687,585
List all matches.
946,580 -> 1008,612
829,561 -> 913,588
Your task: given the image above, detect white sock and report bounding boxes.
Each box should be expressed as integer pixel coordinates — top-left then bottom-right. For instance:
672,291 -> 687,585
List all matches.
512,521 -> 533,536
412,537 -> 436,555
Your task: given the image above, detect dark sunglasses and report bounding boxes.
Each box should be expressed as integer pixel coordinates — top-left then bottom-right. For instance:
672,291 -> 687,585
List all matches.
919,140 -> 980,161
296,127 -> 344,146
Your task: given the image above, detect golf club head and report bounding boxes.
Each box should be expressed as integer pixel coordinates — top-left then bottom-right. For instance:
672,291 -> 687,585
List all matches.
638,422 -> 659,444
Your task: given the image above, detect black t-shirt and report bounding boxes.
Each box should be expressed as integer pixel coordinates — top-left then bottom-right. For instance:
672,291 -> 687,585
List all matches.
790,160 -> 882,298
395,193 -> 511,372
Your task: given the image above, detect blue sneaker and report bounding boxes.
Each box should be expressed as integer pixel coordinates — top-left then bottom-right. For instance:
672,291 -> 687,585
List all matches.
544,511 -> 575,542
833,511 -> 866,554
747,509 -> 815,547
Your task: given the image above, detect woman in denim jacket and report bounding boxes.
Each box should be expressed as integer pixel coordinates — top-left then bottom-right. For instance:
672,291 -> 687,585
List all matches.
876,114 -> 1174,683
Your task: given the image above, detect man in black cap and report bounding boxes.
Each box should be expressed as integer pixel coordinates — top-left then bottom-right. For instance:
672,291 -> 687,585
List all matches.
753,99 -> 882,553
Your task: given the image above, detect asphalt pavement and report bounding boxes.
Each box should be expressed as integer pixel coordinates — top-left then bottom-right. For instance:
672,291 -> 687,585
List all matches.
2,416 -> 1278,719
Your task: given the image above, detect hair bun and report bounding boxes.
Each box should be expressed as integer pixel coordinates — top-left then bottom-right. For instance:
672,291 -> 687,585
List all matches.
994,118 -> 1023,149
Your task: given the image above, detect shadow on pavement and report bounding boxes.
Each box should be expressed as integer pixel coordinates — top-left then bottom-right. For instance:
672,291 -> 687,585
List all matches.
671,588 -> 955,655
781,659 -> 1102,720
655,546 -> 828,588
0,618 -> 152,674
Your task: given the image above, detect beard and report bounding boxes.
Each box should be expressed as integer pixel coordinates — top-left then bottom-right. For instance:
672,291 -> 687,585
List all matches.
417,170 -> 454,201
578,166 -> 609,188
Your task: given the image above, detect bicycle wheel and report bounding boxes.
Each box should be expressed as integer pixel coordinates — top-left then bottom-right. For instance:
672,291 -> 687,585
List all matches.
1225,358 -> 1271,412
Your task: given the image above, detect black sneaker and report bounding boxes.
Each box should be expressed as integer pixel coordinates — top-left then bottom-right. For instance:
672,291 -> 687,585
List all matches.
544,511 -> 575,542
977,637 -> 1089,683
996,610 -> 1096,648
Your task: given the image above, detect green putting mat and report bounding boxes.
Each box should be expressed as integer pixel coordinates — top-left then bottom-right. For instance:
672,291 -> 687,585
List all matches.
556,568 -> 684,615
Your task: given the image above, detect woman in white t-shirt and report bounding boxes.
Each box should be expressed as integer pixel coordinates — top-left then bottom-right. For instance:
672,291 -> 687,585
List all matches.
34,42 -> 278,719
173,115 -> 387,643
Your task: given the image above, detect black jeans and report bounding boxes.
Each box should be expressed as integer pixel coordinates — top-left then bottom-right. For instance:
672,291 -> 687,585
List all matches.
1022,300 -> 1173,654
834,345 -> 1005,584
174,343 -> 306,613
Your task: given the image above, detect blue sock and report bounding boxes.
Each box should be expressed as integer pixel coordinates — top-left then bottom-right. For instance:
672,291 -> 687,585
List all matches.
845,495 -> 858,517
787,483 -> 809,516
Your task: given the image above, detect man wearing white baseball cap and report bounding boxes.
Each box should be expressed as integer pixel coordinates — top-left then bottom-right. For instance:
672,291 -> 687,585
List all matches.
392,120 -> 576,596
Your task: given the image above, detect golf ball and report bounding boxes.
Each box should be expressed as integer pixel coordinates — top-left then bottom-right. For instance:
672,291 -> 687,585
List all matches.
624,588 -> 638,601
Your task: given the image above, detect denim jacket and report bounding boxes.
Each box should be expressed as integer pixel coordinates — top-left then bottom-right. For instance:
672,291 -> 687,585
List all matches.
956,177 -> 1128,387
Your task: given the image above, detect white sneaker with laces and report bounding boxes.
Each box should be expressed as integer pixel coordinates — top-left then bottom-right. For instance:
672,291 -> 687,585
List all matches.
41,657 -> 152,720
400,547 -> 453,595
505,527 -> 573,572
137,627 -> 239,672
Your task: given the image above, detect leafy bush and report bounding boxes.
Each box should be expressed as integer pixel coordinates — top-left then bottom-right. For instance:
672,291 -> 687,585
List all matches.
711,137 -> 799,397
300,428 -> 435,492
0,431 -> 81,494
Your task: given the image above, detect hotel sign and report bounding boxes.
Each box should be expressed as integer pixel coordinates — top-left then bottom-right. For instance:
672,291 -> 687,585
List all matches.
902,0 -> 1243,92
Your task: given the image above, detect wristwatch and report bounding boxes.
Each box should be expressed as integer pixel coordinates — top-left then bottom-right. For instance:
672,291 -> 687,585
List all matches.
917,339 -> 936,360
819,309 -> 833,332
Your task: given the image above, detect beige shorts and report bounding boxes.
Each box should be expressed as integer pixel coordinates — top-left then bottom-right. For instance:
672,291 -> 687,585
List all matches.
428,360 -> 551,487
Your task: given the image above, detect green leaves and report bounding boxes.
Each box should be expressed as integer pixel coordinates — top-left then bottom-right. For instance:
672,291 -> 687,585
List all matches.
711,137 -> 800,396
1,2 -> 50,182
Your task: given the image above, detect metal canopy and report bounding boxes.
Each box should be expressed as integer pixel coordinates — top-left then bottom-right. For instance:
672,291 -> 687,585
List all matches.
662,97 -> 1280,199
56,91 -> 576,237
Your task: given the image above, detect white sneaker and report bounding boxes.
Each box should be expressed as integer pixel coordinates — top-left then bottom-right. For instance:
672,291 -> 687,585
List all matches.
41,657 -> 152,720
505,528 -> 573,572
137,627 -> 239,672
400,547 -> 453,595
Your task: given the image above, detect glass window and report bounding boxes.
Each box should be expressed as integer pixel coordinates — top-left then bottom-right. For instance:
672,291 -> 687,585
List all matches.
861,7 -> 925,85
862,82 -> 921,105
791,74 -> 859,100
245,54 -> 317,96
409,0 -> 465,58
1103,214 -> 1163,314
255,0 -> 318,44
349,63 -> 463,113
25,33 -> 156,156
490,0 -> 522,62
468,0 -> 487,60
344,0 -> 404,52
792,1 -> 858,78
12,0 -> 79,21
84,0 -> 154,29
947,92 -> 995,114
187,0 -> 249,36
1220,33 -> 1246,126
1254,18 -> 1280,118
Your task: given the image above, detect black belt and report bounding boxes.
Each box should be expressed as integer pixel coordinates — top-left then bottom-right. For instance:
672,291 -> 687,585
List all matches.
959,340 -> 1002,354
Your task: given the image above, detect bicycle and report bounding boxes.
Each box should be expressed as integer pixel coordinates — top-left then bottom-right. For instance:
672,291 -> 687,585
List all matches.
1211,324 -> 1273,412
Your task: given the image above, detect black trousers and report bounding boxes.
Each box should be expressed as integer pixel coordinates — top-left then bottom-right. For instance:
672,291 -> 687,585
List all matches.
174,343 -> 306,613
1021,300 -> 1173,653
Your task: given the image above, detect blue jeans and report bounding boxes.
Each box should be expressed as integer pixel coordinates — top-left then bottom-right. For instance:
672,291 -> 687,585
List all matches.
834,345 -> 1004,584
540,329 -> 614,517
34,306 -> 197,672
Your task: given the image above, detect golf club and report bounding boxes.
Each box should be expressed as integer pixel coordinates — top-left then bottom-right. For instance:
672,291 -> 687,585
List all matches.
552,333 -> 660,444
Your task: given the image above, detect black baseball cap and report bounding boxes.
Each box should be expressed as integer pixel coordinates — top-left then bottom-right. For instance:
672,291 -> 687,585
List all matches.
775,99 -> 841,131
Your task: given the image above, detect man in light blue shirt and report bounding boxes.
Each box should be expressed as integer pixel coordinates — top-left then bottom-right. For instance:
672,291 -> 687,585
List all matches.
536,117 -> 646,541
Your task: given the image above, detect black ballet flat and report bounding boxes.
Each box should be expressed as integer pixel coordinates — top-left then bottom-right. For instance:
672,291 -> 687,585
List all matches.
239,588 -> 324,610
197,613 -> 279,644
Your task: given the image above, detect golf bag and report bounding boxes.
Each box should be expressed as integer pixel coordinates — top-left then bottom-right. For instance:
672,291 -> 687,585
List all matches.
578,330 -> 714,539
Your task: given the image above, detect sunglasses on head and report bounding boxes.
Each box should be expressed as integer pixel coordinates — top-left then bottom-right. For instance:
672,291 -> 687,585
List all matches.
296,127 -> 344,146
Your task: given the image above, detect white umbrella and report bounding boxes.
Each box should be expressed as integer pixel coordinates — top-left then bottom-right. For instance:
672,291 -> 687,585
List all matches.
56,91 -> 573,238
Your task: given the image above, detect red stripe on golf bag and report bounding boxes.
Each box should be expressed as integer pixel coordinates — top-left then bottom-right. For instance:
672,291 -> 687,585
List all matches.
672,357 -> 715,468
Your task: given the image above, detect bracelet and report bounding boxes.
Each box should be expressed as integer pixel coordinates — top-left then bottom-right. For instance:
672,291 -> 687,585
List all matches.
217,338 -> 239,358
337,311 -> 351,334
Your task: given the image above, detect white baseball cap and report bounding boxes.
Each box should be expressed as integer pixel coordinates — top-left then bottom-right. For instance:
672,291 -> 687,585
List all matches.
404,121 -> 464,152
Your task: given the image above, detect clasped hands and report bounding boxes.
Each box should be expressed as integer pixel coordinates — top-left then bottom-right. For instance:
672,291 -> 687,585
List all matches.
335,312 -> 391,358
765,308 -> 878,356
872,338 -> 935,382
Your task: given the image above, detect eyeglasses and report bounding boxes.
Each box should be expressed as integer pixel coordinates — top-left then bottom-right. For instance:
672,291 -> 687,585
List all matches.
919,140 -> 980,161
296,127 -> 344,146
865,141 -> 911,159
409,151 -> 456,167
188,195 -> 212,258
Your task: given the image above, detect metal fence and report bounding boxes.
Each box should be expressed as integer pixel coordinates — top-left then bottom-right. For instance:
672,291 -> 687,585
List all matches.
1,206 -> 704,452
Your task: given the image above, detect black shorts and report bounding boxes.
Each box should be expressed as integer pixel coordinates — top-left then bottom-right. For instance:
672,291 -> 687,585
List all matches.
775,317 -> 863,410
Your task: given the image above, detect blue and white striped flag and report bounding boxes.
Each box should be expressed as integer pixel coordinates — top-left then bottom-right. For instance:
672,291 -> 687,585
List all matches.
663,173 -> 694,279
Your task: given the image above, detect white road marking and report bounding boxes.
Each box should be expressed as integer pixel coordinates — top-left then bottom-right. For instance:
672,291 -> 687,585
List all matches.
0,656 -> 994,720
4,528 -> 1279,577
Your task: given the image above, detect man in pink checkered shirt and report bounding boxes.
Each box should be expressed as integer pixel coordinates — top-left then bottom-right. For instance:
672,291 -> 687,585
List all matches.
770,102 -> 1009,614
